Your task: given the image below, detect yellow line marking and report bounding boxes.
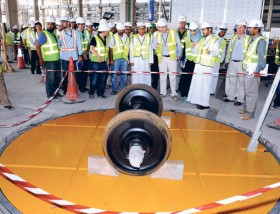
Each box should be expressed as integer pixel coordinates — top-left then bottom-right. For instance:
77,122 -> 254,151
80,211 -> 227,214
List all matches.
42,124 -> 97,128
181,129 -> 239,133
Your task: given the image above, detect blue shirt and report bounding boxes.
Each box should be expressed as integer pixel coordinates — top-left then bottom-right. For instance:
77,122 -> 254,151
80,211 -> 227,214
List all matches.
230,34 -> 246,61
58,29 -> 83,61
38,30 -> 57,45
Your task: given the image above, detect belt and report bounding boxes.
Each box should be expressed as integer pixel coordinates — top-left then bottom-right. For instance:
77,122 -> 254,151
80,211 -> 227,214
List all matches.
162,55 -> 170,57
232,60 -> 242,62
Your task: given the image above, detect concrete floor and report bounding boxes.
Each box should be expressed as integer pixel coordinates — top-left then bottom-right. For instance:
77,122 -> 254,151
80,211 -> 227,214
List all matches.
0,62 -> 279,213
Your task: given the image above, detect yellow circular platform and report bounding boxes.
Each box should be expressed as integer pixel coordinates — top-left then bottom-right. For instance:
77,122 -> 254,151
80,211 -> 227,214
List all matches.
0,110 -> 279,213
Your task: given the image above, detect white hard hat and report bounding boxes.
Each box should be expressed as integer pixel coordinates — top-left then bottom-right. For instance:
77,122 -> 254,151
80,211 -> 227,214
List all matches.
137,22 -> 145,27
201,21 -> 213,29
22,24 -> 27,28
236,19 -> 247,27
61,16 -> 69,22
178,15 -> 187,23
157,18 -> 168,27
98,23 -> 110,32
124,22 -> 132,27
108,22 -> 115,29
99,19 -> 107,25
248,18 -> 264,29
70,18 -> 76,23
219,23 -> 228,30
76,17 -> 85,24
30,21 -> 35,28
189,21 -> 199,30
46,16 -> 56,23
29,20 -> 34,25
13,25 -> 18,29
116,22 -> 125,30
145,22 -> 151,28
56,19 -> 61,25
85,20 -> 92,26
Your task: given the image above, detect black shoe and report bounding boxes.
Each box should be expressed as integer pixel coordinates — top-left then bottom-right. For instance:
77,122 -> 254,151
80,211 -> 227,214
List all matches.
234,101 -> 243,106
223,94 -> 227,98
56,93 -> 63,97
197,105 -> 209,110
4,106 -> 14,110
223,98 -> 234,103
89,94 -> 94,99
111,91 -> 117,95
79,88 -> 89,93
98,94 -> 107,98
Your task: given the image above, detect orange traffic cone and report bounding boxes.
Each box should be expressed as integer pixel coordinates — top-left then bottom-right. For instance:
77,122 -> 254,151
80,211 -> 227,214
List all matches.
62,57 -> 85,104
17,44 -> 26,69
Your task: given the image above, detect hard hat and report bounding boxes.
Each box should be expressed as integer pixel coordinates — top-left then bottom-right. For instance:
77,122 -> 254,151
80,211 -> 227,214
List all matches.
60,16 -> 69,22
137,22 -> 145,27
116,22 -> 125,30
219,23 -> 228,30
189,21 -> 199,30
151,23 -> 157,28
178,15 -> 187,23
157,18 -> 168,27
98,23 -> 110,32
145,22 -> 151,28
99,19 -> 107,25
236,19 -> 247,27
70,18 -> 76,23
13,25 -> 18,29
76,17 -> 85,24
22,24 -> 27,28
201,21 -> 213,29
108,22 -> 115,29
85,20 -> 92,26
248,18 -> 264,29
30,21 -> 35,28
29,20 -> 34,25
56,19 -> 61,25
46,16 -> 56,23
124,22 -> 132,27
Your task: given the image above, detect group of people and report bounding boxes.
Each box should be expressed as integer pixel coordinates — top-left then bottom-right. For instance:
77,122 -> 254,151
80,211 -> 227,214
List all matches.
1,14 -> 278,121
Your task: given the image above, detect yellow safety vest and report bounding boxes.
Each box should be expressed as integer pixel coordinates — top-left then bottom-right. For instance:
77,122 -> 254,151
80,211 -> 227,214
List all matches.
226,34 -> 250,63
196,35 -> 218,68
41,30 -> 60,62
176,29 -> 189,49
185,34 -> 197,62
0,63 -> 3,74
157,29 -> 177,63
112,34 -> 130,61
13,32 -> 21,44
133,33 -> 151,60
91,35 -> 108,62
30,31 -> 36,50
216,39 -> 227,64
242,36 -> 266,70
106,31 -> 113,46
275,42 -> 280,65
26,28 -> 31,47
5,32 -> 13,45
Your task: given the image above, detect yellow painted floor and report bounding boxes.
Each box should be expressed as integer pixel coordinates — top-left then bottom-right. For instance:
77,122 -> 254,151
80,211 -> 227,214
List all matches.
0,110 -> 280,214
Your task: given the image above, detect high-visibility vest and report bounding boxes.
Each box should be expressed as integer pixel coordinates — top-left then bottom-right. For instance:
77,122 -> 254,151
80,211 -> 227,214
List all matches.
157,29 -> 177,63
54,29 -> 60,39
216,39 -> 227,64
185,34 -> 197,62
196,35 -> 218,68
112,34 -> 130,61
26,28 -> 31,47
106,31 -> 113,45
5,32 -> 13,45
13,32 -> 21,44
0,63 -> 3,74
60,29 -> 77,51
275,42 -> 280,65
30,31 -> 36,50
176,29 -> 189,49
91,35 -> 108,62
226,34 -> 250,63
41,30 -> 60,62
78,30 -> 90,53
133,33 -> 151,60
242,36 -> 266,70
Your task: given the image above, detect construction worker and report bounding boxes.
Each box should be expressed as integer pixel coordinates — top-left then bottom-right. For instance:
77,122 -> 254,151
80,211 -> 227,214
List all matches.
108,22 -> 117,35
36,16 -> 61,99
70,18 -> 77,30
150,23 -> 160,90
89,23 -> 110,99
12,25 -> 21,60
224,20 -> 250,106
153,18 -> 182,100
0,63 -> 14,110
21,24 -> 31,65
210,23 -> 228,95
187,21 -> 220,109
179,21 -> 203,102
85,20 -> 95,39
130,22 -> 153,85
106,22 -> 116,89
5,27 -> 14,62
35,21 -> 44,81
59,16 -> 83,94
28,21 -> 41,74
240,19 -> 266,120
124,22 -> 133,38
109,22 -> 130,94
55,18 -> 62,39
76,17 -> 90,92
